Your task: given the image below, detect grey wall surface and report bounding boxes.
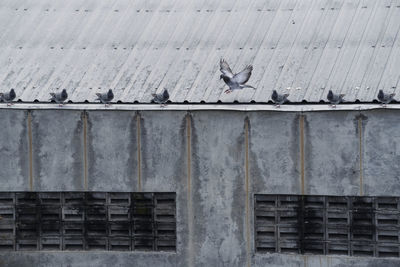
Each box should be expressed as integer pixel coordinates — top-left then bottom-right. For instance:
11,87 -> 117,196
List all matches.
1,108 -> 400,267
31,110 -> 84,191
249,112 -> 300,195
139,111 -> 189,267
191,111 -> 247,267
87,111 -> 137,191
363,110 -> 400,196
303,111 -> 360,195
0,110 -> 29,190
140,111 -> 187,192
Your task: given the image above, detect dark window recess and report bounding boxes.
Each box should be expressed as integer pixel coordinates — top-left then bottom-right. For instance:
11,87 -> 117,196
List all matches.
255,195 -> 400,257
0,192 -> 176,252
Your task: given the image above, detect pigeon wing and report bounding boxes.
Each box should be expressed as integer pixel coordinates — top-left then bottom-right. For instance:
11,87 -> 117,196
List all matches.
233,65 -> 253,84
220,59 -> 234,78
96,93 -> 106,103
152,93 -> 161,103
49,93 -> 56,101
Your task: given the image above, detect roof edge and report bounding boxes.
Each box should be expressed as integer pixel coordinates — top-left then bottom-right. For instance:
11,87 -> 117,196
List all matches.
0,103 -> 397,112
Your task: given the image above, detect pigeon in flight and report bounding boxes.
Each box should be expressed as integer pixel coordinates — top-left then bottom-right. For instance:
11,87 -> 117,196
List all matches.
0,89 -> 16,106
219,59 -> 255,94
152,89 -> 169,107
327,90 -> 345,107
49,89 -> 68,106
377,90 -> 395,107
96,89 -> 114,106
271,90 -> 289,107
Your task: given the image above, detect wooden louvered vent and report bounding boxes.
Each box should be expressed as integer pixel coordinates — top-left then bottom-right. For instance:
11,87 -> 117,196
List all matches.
0,192 -> 176,251
255,195 -> 400,257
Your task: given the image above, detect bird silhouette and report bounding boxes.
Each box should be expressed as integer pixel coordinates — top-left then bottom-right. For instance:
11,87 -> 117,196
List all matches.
219,59 -> 255,94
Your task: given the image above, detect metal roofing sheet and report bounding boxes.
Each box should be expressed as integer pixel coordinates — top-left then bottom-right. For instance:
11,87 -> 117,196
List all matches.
0,0 -> 400,103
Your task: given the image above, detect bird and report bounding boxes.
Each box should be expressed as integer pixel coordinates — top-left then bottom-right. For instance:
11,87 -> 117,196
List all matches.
49,89 -> 68,106
327,90 -> 345,107
152,89 -> 169,107
0,89 -> 16,106
219,59 -> 255,94
271,90 -> 289,107
377,90 -> 395,107
96,89 -> 114,106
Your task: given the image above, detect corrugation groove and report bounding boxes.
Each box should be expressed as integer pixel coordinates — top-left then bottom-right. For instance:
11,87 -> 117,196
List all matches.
0,0 -> 399,103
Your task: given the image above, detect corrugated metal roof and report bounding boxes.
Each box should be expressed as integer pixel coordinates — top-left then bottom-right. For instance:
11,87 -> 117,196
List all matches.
1,0 -> 400,103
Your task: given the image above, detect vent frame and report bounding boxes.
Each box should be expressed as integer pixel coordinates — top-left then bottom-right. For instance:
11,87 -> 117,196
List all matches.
0,192 -> 176,252
255,194 -> 400,257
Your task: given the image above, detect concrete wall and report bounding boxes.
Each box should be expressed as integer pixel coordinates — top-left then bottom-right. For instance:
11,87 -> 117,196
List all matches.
31,110 -> 84,191
1,109 -> 400,267
0,110 -> 29,190
87,111 -> 137,191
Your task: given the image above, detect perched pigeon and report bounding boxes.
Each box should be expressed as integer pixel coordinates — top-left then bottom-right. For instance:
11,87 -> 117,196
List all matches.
377,90 -> 395,106
219,59 -> 255,94
49,89 -> 68,106
271,90 -> 289,107
327,90 -> 345,107
96,89 -> 114,106
0,89 -> 16,106
152,89 -> 169,106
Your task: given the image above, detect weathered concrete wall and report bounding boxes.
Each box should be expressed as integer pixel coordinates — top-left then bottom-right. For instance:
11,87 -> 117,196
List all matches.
254,253 -> 400,267
0,110 -> 29,191
3,251 -> 400,267
31,110 -> 84,191
191,111 -> 247,267
303,111 -> 360,195
139,111 -> 189,267
1,109 -> 400,267
87,111 -> 137,191
249,112 -> 300,194
363,110 -> 400,195
140,111 -> 187,192
1,251 -> 178,267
